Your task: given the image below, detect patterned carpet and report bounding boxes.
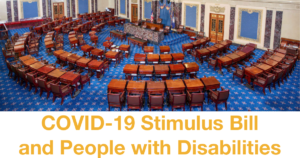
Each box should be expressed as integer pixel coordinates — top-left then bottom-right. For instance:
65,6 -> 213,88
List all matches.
0,24 -> 299,111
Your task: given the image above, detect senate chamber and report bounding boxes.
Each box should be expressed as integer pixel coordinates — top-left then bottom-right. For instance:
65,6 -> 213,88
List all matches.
0,0 -> 299,111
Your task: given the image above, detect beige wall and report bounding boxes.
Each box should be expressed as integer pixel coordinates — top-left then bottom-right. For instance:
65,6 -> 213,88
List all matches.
179,0 -> 300,49
281,9 -> 300,41
98,0 -> 109,12
0,0 -> 8,22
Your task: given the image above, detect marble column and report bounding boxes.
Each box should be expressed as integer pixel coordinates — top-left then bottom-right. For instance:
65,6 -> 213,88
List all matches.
116,0 -> 118,15
67,0 -> 70,17
48,0 -> 52,18
140,0 -> 142,20
72,0 -> 75,18
156,1 -> 160,22
273,11 -> 283,49
92,0 -> 94,13
264,10 -> 273,48
171,2 -> 182,29
95,0 -> 98,12
229,7 -> 236,40
13,0 -> 18,21
6,1 -> 12,22
42,0 -> 47,17
152,0 -> 156,20
127,0 -> 129,18
200,4 -> 205,32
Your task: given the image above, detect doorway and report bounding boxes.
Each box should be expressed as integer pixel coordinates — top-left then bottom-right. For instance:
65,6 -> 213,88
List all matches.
53,2 -> 64,20
209,13 -> 225,43
131,4 -> 138,23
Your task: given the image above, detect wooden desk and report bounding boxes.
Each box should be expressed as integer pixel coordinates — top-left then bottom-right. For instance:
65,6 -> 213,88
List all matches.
22,58 -> 38,67
255,63 -> 272,72
108,20 -> 116,27
226,53 -> 240,63
67,54 -> 82,69
183,29 -> 197,37
110,30 -> 126,41
183,62 -> 199,73
105,51 -> 119,67
29,62 -> 45,71
81,45 -> 94,56
147,54 -> 159,64
59,52 -> 72,65
207,46 -> 219,56
184,79 -> 204,92
103,41 -> 113,52
107,79 -> 127,92
144,22 -> 164,31
246,43 -> 257,48
147,81 -> 166,94
245,66 -> 263,87
220,40 -> 232,51
171,53 -> 184,63
191,40 -> 202,50
154,64 -> 169,80
123,64 -> 139,79
14,45 -> 25,55
182,43 -> 193,54
45,41 -> 55,53
119,44 -> 130,58
60,71 -> 81,93
70,38 -> 78,49
15,41 -> 26,46
127,81 -> 146,93
48,69 -> 66,80
269,55 -> 284,62
144,46 -> 154,54
169,64 -> 185,78
19,55 -> 33,63
263,59 -> 279,67
196,48 -> 210,64
76,58 -> 92,69
214,44 -> 226,54
165,79 -> 186,92
160,54 -> 172,64
91,48 -> 104,59
276,48 -> 287,54
134,53 -> 146,64
88,60 -> 104,78
128,36 -> 147,48
241,46 -> 255,55
37,65 -> 55,75
235,51 -> 247,60
217,56 -> 232,73
160,46 -> 170,54
139,65 -> 154,76
200,76 -> 220,90
54,50 -> 67,58
273,52 -> 286,58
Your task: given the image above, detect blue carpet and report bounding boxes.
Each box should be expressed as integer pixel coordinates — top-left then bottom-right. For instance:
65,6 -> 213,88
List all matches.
0,25 -> 299,111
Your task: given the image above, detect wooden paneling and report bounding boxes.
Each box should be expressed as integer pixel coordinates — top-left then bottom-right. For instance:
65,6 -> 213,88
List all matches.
209,13 -> 224,43
131,4 -> 138,23
53,2 -> 64,20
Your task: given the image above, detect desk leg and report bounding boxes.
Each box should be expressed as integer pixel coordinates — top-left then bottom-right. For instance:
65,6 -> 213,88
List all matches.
217,63 -> 224,75
73,85 -> 81,98
245,75 -> 254,90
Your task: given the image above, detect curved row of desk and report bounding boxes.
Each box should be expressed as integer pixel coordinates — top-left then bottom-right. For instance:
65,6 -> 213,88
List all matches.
107,76 -> 227,111
123,62 -> 199,80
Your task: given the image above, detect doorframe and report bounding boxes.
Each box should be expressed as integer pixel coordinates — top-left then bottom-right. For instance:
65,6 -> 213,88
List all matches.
53,2 -> 65,19
131,4 -> 139,23
129,1 -> 140,21
209,13 -> 225,42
